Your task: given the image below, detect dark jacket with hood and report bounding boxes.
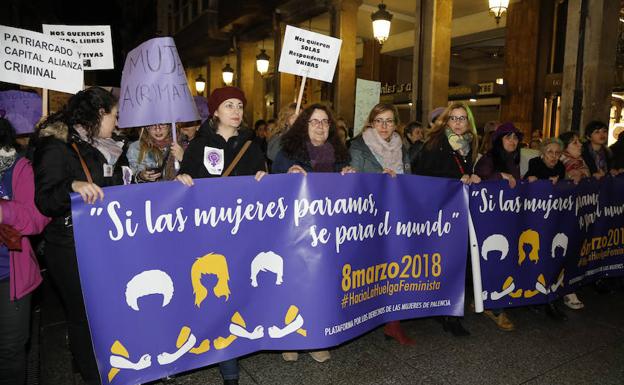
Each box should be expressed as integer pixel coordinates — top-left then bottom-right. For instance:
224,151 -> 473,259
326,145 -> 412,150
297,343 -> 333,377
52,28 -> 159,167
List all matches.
32,121 -> 128,247
414,134 -> 474,179
179,119 -> 266,178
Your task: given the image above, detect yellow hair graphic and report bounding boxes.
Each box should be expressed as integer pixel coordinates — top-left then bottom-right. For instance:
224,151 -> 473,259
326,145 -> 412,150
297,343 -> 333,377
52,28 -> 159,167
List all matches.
191,253 -> 231,307
108,340 -> 129,382
518,229 -> 540,265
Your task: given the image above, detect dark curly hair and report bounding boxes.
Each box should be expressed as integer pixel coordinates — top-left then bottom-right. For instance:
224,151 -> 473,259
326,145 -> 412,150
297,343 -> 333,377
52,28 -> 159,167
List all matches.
37,87 -> 117,141
280,103 -> 349,164
0,117 -> 18,151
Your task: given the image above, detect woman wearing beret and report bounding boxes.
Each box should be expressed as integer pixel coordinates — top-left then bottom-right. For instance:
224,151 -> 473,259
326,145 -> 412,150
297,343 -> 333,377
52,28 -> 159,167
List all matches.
177,86 -> 266,385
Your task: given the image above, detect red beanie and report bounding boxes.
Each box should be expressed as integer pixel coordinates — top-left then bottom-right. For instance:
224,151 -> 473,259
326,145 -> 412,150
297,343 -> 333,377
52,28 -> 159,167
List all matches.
208,86 -> 246,116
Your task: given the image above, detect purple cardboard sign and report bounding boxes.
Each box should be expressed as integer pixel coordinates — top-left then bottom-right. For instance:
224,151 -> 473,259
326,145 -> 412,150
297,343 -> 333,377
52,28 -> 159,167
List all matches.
0,90 -> 42,135
117,37 -> 199,128
193,96 -> 209,123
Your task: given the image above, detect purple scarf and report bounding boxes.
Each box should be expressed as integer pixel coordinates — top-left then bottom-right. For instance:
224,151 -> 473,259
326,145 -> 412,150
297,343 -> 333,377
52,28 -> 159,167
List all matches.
306,141 -> 335,172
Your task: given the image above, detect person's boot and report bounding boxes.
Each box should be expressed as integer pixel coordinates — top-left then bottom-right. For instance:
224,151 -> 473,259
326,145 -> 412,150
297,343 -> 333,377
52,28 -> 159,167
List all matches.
545,303 -> 567,322
383,321 -> 416,345
223,380 -> 239,385
441,317 -> 470,337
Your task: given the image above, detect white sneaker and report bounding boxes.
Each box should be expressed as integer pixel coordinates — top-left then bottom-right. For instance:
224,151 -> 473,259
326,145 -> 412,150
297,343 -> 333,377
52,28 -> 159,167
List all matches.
282,352 -> 298,361
309,350 -> 330,363
563,293 -> 584,310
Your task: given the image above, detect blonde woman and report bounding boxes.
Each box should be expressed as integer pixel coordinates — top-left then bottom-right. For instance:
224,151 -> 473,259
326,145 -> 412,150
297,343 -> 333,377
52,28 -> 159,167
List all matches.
127,123 -> 184,182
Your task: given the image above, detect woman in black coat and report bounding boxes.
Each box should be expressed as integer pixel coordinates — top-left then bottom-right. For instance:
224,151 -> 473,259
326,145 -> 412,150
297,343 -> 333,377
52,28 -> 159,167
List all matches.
524,137 -> 566,182
414,102 -> 480,337
33,87 -> 127,385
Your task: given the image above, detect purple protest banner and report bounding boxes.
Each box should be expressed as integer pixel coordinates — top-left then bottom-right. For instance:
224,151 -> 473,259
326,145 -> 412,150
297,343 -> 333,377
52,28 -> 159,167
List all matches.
469,176 -> 624,309
193,96 -> 209,123
117,37 -> 199,128
71,173 -> 468,385
0,90 -> 42,135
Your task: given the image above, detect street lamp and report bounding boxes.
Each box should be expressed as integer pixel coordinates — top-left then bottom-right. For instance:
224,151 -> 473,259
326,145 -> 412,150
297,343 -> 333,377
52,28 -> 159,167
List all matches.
256,49 -> 270,76
489,0 -> 509,25
222,63 -> 234,86
194,74 -> 206,95
371,2 -> 393,45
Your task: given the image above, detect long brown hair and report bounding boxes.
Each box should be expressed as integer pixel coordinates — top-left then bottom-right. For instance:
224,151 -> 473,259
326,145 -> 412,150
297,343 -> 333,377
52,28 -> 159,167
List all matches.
425,102 -> 479,162
138,123 -> 171,164
280,103 -> 350,164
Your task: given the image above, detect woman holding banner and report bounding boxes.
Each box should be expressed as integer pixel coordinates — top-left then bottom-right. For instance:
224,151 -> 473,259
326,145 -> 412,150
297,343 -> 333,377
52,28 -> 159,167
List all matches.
127,123 -> 184,182
176,86 -> 265,385
474,122 -> 522,331
32,87 -> 127,385
414,102 -> 479,337
0,116 -> 49,385
272,103 -> 354,362
349,103 -> 414,345
559,131 -> 591,310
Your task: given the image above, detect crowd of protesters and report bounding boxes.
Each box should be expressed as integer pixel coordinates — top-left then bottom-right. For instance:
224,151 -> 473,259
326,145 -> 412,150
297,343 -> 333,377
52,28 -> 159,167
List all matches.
1,85 -> 624,385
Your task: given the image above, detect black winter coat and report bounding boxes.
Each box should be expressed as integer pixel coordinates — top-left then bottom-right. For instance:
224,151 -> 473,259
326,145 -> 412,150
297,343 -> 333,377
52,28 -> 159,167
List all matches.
179,120 -> 266,178
33,123 -> 127,247
414,135 -> 474,179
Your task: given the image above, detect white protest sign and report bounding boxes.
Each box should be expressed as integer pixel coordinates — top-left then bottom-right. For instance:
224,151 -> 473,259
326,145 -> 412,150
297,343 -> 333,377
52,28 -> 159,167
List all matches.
42,25 -> 113,70
278,25 -> 342,83
353,78 -> 381,137
0,25 -> 83,94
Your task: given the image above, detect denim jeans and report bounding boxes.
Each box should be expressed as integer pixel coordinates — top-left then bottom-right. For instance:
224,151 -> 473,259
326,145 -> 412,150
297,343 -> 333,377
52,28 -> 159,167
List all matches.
0,278 -> 31,385
219,358 -> 239,380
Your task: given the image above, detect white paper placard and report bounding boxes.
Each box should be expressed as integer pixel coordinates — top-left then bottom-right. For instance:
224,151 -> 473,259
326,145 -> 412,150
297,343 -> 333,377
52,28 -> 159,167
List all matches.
278,25 -> 342,83
42,24 -> 113,70
353,78 -> 381,137
0,25 -> 83,94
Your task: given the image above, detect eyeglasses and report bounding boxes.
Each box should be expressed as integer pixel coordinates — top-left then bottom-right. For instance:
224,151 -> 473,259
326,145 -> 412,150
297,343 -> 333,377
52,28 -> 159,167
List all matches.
223,102 -> 244,111
373,118 -> 395,127
308,119 -> 330,128
147,125 -> 168,131
448,116 -> 468,122
544,150 -> 562,156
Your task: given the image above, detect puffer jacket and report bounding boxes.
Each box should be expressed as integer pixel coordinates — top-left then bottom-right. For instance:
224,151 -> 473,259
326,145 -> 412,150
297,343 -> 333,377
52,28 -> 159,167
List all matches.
33,121 -> 127,247
4,158 -> 50,300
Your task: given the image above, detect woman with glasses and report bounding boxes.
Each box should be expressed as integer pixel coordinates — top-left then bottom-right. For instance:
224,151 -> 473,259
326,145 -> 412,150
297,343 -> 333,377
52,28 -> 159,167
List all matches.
348,103 -> 413,345
127,123 -> 184,182
271,103 -> 353,363
524,137 -> 566,184
524,137 -> 568,321
176,86 -> 266,385
349,103 -> 410,176
414,102 -> 480,337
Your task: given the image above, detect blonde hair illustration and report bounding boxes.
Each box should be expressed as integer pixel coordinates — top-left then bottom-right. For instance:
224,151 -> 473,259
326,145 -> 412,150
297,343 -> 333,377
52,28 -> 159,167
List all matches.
191,253 -> 231,307
518,229 -> 540,265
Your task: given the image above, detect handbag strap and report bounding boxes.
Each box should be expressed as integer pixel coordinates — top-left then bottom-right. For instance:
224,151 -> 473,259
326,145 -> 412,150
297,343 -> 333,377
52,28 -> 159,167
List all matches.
71,142 -> 93,184
222,140 -> 252,177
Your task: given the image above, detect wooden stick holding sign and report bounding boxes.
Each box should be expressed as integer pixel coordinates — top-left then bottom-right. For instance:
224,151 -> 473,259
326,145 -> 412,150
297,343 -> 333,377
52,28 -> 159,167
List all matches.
171,121 -> 179,171
42,89 -> 49,118
295,75 -> 307,115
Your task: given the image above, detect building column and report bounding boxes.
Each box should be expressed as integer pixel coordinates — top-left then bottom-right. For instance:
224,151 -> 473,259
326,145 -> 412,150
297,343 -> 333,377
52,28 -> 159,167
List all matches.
560,0 -> 619,134
239,41 -> 262,126
420,0 -> 452,124
333,0 -> 362,128
209,56 -> 224,95
499,0 -> 542,139
275,21 -> 296,111
359,39 -> 381,81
